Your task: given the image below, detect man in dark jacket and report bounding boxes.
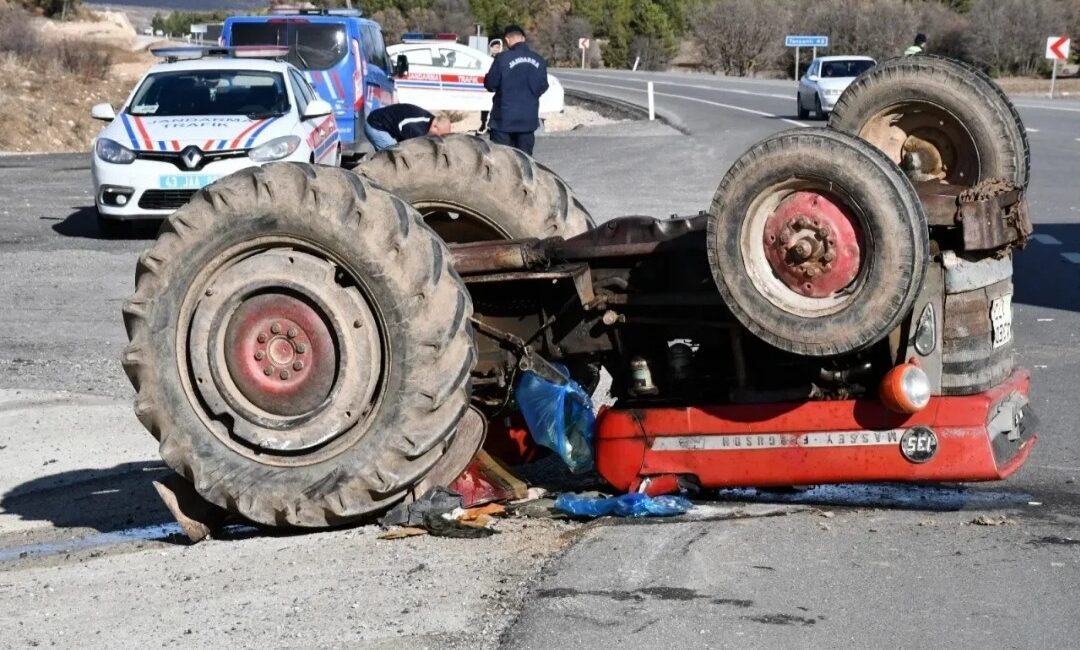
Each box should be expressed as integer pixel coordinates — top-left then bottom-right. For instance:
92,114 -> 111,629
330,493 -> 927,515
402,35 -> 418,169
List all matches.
366,103 -> 452,151
483,25 -> 548,155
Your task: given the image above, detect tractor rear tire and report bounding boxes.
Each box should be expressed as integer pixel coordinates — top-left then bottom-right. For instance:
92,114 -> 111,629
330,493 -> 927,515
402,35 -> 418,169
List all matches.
122,162 -> 476,527
358,134 -> 595,242
829,56 -> 1029,188
708,128 -> 929,357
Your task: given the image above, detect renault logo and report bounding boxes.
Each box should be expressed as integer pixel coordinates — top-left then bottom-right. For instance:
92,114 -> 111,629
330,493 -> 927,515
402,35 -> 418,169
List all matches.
180,146 -> 203,170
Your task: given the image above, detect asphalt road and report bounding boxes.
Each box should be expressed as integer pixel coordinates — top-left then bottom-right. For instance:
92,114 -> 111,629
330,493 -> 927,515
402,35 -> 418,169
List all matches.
0,69 -> 1078,649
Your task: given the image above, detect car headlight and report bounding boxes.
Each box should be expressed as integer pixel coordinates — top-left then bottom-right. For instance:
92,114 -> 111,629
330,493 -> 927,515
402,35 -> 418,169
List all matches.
248,136 -> 301,162
95,138 -> 135,164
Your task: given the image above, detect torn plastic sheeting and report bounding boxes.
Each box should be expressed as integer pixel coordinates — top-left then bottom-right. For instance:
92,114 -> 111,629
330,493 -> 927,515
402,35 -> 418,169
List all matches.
554,492 -> 693,518
516,365 -> 596,474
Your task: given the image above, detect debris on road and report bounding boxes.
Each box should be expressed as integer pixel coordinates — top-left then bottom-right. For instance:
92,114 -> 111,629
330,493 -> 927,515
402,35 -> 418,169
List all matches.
517,366 -> 597,474
379,487 -> 463,528
554,492 -> 693,518
151,474 -> 228,543
971,514 -> 1016,526
449,450 -> 530,507
378,527 -> 427,540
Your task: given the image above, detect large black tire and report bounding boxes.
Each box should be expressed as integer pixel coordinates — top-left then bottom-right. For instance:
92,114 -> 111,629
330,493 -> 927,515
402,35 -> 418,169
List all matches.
358,134 -> 595,242
708,128 -> 929,357
829,56 -> 1028,188
122,162 -> 476,527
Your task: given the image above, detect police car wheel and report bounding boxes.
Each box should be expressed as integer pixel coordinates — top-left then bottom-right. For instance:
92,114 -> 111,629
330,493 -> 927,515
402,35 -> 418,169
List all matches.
708,128 -> 929,357
829,55 -> 1029,188
122,162 -> 476,527
357,134 -> 595,243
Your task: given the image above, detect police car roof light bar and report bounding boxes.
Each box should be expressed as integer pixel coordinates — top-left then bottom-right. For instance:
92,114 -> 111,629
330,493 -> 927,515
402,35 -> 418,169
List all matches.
269,6 -> 362,17
231,45 -> 291,59
401,32 -> 458,43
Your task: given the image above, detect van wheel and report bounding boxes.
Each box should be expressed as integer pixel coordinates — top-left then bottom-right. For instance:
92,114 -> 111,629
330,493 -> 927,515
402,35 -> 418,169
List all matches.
708,128 -> 929,357
122,163 -> 476,527
357,134 -> 594,242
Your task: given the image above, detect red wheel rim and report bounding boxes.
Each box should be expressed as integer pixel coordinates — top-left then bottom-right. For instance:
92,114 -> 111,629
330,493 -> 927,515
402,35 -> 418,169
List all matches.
224,293 -> 337,417
761,190 -> 862,299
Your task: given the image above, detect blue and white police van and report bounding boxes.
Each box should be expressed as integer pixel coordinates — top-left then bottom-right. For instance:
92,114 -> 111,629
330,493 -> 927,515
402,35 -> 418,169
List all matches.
222,7 -> 405,159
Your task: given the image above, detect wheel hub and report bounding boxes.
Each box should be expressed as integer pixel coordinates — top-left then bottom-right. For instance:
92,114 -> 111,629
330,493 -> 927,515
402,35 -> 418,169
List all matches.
762,191 -> 862,298
224,294 -> 335,417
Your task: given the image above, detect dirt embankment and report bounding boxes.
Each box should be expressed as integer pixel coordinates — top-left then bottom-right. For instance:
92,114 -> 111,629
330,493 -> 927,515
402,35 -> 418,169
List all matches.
0,7 -> 156,153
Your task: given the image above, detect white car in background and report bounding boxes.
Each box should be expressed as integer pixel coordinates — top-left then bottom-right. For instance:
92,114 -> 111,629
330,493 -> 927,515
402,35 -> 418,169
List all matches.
387,39 -> 565,115
90,48 -> 340,233
797,55 -> 877,120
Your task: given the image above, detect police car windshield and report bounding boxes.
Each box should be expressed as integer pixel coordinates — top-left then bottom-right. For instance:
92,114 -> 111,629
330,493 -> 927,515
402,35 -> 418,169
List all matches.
128,70 -> 289,117
230,23 -> 347,71
820,60 -> 875,78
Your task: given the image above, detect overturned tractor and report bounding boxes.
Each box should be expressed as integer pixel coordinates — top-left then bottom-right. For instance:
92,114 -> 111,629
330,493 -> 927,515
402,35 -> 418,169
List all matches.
123,57 -> 1035,527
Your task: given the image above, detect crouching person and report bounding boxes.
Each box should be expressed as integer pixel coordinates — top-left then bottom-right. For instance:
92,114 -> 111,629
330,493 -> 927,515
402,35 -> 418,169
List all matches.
366,104 -> 453,151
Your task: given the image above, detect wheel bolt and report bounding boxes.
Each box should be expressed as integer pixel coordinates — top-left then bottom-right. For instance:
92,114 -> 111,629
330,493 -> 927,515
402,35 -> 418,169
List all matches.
280,369 -> 291,380
295,342 -> 307,354
287,328 -> 298,339
263,366 -> 274,376
271,323 -> 282,335
293,361 -> 304,371
257,333 -> 268,344
779,231 -> 792,244
823,251 -> 836,263
254,350 -> 265,361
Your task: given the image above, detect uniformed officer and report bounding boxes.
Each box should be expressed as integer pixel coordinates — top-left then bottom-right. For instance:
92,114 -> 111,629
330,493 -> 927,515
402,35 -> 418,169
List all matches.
366,103 -> 452,151
483,25 -> 548,155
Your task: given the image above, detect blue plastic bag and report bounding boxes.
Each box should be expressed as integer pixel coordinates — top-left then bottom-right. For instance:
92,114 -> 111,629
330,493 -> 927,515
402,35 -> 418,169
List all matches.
554,492 -> 693,518
516,365 -> 596,474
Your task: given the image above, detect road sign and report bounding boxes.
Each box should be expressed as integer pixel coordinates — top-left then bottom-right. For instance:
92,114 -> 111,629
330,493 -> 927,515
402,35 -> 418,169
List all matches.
1046,36 -> 1071,98
578,38 -> 590,50
786,35 -> 828,48
190,24 -> 207,35
1046,36 -> 1070,60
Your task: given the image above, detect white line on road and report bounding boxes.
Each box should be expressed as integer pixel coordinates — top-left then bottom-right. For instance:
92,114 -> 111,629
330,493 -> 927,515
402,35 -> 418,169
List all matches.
1026,128 -> 1039,132
1014,103 -> 1080,113
559,71 -> 793,100
562,78 -> 810,128
1030,233 -> 1061,245
1062,252 -> 1080,263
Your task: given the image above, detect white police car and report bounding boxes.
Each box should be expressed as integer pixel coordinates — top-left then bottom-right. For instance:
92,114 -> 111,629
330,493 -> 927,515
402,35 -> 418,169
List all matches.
91,47 -> 341,232
387,36 -> 564,115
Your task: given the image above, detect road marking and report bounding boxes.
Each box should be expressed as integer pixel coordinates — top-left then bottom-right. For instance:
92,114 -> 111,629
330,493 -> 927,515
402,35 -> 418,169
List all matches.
1030,233 -> 1061,245
562,78 -> 810,128
559,71 -> 793,100
1062,252 -> 1080,263
1014,103 -> 1080,113
1026,128 -> 1039,132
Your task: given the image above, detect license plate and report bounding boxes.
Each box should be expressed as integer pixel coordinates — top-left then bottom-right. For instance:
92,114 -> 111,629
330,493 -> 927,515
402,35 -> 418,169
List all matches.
990,294 -> 1013,349
158,174 -> 218,190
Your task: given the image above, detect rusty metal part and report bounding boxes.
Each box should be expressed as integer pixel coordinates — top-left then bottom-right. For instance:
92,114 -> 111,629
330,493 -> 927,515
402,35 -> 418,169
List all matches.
450,238 -> 547,275
464,264 -> 595,306
761,191 -> 862,298
957,178 -> 1032,252
914,180 -> 1032,252
469,316 -> 567,385
410,406 -> 487,500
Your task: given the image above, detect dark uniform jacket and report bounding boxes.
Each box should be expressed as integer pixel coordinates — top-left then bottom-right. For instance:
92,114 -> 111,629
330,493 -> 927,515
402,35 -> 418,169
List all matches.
366,103 -> 434,141
484,42 -> 549,133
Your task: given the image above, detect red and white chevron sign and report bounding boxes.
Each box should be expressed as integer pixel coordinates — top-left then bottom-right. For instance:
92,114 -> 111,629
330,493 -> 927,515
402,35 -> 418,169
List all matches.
1046,36 -> 1070,60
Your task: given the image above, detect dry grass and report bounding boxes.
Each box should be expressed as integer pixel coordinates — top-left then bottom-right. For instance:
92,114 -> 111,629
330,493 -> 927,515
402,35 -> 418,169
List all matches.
996,76 -> 1080,98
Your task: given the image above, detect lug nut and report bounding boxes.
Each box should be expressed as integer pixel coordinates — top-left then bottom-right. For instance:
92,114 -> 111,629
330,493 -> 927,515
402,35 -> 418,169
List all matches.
806,268 -> 819,277
779,231 -> 792,244
287,328 -> 298,339
293,361 -> 304,371
280,369 -> 291,380
295,342 -> 307,354
257,333 -> 268,343
205,288 -> 215,297
263,366 -> 274,376
254,350 -> 265,361
823,251 -> 836,263
270,323 -> 282,335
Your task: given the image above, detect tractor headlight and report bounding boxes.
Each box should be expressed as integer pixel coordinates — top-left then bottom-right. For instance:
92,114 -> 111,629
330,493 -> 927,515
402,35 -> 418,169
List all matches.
880,362 -> 932,414
95,138 -> 135,164
248,135 -> 301,162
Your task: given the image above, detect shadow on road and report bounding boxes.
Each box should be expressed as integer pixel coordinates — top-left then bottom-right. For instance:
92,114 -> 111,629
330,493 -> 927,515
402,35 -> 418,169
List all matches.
1014,223 -> 1080,312
1,460 -> 173,534
50,206 -> 161,241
